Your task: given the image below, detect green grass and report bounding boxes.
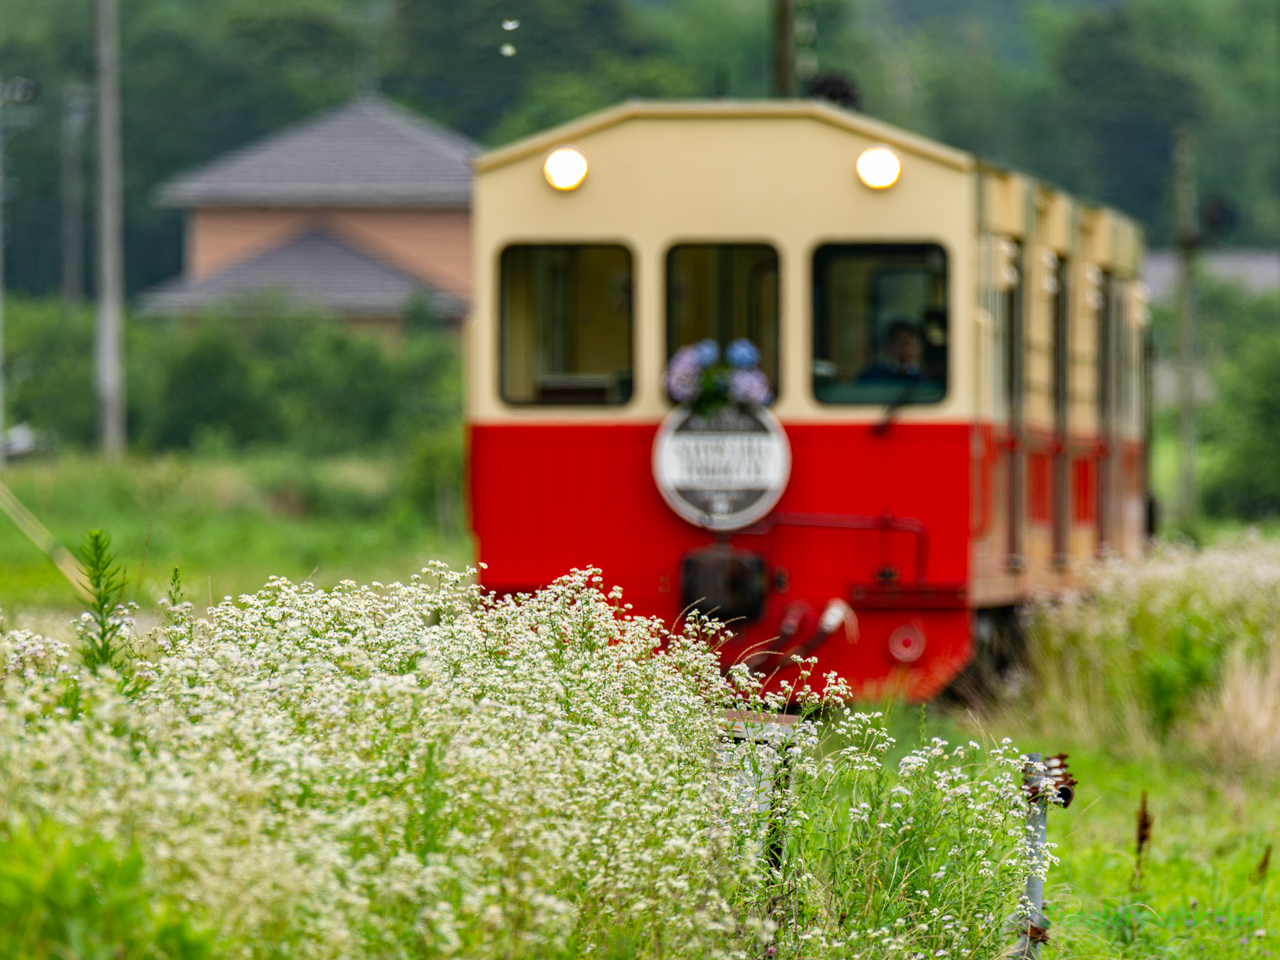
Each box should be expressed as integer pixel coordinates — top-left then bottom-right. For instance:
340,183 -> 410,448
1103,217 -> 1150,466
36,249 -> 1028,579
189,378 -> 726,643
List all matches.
0,819 -> 215,960
0,452 -> 472,614
4,450 -> 1279,957
987,731 -> 1278,957
1051,766 -> 1276,957
866,685 -> 1280,958
828,699 -> 1275,956
943,535 -> 1280,957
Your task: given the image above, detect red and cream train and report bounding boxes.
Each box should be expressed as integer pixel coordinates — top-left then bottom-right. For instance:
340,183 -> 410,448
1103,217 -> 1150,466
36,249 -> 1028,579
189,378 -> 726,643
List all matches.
466,101 -> 1149,698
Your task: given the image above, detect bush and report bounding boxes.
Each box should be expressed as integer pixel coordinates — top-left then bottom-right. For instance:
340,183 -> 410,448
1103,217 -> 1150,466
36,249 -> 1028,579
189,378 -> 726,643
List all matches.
6,299 -> 97,446
404,424 -> 465,532
1,297 -> 462,458
0,819 -> 213,960
0,567 -> 1038,959
1201,330 -> 1280,518
261,325 -> 394,452
1022,542 -> 1280,761
154,324 -> 277,449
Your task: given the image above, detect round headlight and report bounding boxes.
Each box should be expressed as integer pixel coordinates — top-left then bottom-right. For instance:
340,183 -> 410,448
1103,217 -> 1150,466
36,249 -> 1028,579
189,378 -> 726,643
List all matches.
856,145 -> 901,190
543,146 -> 588,191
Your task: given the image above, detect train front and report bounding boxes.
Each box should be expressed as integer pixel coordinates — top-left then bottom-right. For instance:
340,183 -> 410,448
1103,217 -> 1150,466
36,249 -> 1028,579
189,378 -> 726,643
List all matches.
468,101 -> 979,698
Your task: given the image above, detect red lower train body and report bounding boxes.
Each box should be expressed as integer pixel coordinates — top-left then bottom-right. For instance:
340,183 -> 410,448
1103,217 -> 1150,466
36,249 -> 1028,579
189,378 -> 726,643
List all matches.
471,421 -> 1020,698
472,420 -> 1147,697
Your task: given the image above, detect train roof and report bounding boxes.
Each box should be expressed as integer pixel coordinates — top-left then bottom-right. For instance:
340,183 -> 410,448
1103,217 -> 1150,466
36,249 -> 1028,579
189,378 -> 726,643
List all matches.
477,99 -> 970,174
474,99 -> 1141,240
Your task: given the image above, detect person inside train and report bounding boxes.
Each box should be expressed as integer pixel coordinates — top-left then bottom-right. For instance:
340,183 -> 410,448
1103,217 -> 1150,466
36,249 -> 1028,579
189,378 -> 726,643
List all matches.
857,319 -> 924,383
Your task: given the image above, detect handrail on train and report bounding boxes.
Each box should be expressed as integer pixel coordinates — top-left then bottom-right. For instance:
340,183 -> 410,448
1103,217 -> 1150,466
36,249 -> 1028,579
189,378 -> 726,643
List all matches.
739,511 -> 929,584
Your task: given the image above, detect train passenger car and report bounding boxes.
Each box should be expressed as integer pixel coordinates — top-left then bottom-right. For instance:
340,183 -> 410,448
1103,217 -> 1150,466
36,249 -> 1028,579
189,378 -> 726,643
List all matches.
467,101 -> 1149,698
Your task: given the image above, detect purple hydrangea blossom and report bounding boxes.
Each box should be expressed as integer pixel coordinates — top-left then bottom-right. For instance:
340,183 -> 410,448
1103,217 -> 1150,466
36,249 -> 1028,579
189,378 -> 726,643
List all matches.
728,368 -> 773,405
666,345 -> 704,403
725,338 -> 761,369
693,338 -> 720,367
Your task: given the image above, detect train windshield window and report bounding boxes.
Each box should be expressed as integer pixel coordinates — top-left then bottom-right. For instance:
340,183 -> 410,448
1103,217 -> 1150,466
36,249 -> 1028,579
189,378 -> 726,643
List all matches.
813,244 -> 948,404
500,245 -> 633,405
666,245 -> 780,396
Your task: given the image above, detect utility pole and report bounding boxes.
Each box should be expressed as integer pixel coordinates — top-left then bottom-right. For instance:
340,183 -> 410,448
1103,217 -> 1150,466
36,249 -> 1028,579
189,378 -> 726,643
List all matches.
775,0 -> 818,98
1,80 -> 9,470
357,1 -> 392,95
61,85 -> 90,308
1173,124 -> 1199,526
773,0 -> 793,97
96,0 -> 126,458
0,76 -> 39,469
793,0 -> 818,92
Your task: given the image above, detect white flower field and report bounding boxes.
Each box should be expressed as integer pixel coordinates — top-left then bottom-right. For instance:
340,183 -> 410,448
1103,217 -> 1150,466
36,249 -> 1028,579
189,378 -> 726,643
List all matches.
0,566 -> 1040,959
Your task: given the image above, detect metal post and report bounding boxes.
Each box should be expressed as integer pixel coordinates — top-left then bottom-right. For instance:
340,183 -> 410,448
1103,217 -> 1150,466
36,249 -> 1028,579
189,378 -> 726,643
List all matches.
1014,753 -> 1049,958
1173,124 -> 1198,526
96,0 -> 126,458
793,0 -> 817,92
1013,753 -> 1076,957
773,0 -> 793,97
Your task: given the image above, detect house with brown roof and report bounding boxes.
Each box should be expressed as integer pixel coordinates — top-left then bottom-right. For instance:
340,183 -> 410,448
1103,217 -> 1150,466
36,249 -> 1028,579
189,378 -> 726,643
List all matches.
142,94 -> 478,326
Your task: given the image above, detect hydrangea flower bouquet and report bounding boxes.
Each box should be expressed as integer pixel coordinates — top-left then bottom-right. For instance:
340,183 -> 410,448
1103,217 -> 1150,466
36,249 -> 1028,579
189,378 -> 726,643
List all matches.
665,337 -> 773,414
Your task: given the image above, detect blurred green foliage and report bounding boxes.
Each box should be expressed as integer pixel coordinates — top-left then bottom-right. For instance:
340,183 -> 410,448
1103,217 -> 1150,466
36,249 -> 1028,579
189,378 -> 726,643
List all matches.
404,424 -> 464,534
5,296 -> 460,457
0,452 -> 472,611
1,296 -> 466,553
1016,544 -> 1280,761
0,0 -> 1275,299
1148,277 -> 1280,520
0,819 -> 214,960
1201,331 -> 1280,519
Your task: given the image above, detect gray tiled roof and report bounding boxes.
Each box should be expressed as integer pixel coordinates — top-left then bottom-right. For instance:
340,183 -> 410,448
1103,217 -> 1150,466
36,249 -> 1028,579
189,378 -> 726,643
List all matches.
158,95 -> 479,208
139,229 -> 465,318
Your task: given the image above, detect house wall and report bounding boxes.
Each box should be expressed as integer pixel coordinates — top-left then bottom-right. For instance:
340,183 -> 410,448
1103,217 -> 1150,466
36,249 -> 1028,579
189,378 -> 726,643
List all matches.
327,209 -> 472,300
188,207 -> 473,301
189,209 -> 310,281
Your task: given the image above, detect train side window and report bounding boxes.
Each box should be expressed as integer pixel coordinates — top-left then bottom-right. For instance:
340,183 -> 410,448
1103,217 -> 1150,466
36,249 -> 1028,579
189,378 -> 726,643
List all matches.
666,244 -> 780,395
500,245 -> 633,405
812,243 -> 948,405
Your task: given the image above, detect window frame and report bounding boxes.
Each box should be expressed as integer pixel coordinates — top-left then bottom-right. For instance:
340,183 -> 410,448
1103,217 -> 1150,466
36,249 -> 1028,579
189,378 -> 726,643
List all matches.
810,241 -> 952,407
663,240 -> 783,404
497,241 -> 638,408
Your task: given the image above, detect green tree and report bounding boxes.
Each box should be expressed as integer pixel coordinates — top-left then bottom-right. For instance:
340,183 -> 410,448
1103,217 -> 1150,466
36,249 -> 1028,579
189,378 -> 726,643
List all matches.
1201,329 -> 1280,518
386,0 -> 642,139
0,0 -> 362,295
155,326 -> 276,450
1037,8 -> 1205,235
3,0 -> 1280,294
